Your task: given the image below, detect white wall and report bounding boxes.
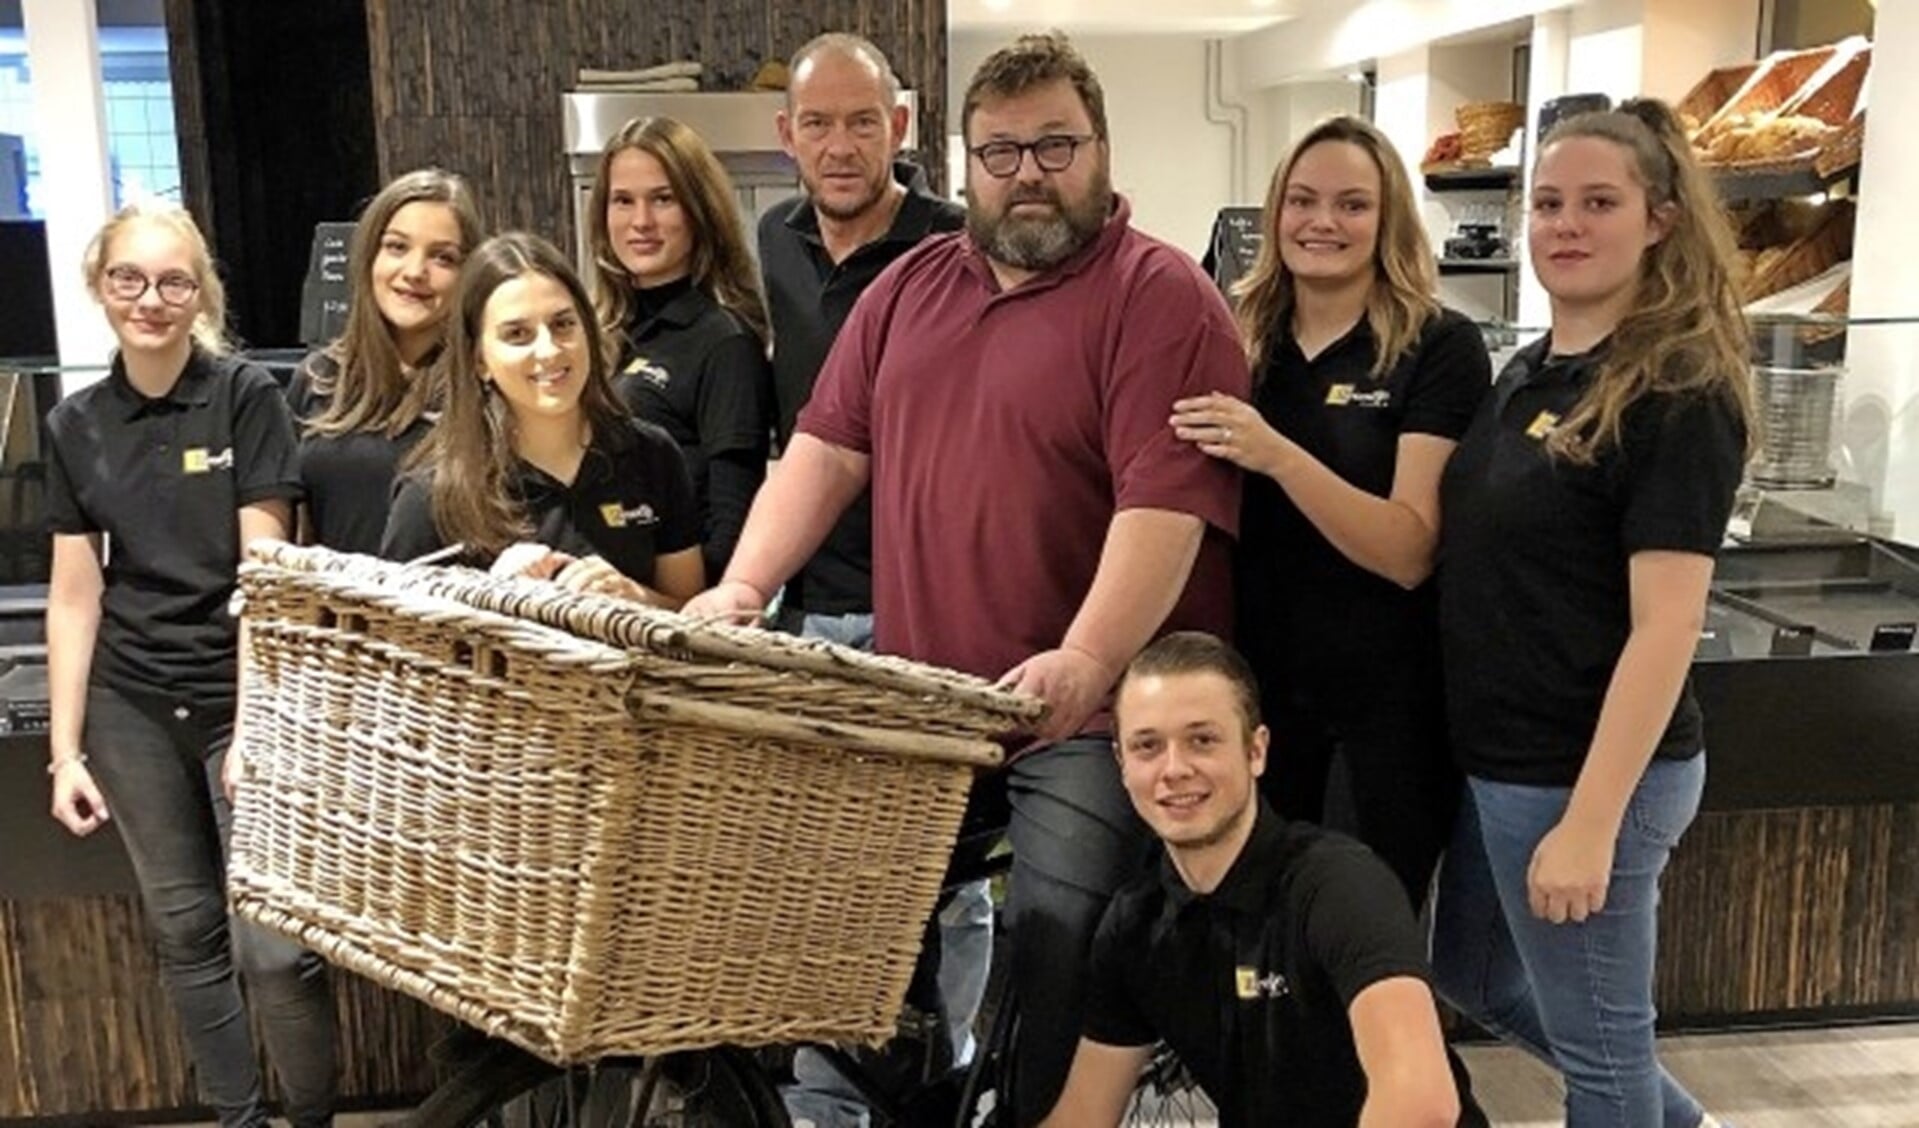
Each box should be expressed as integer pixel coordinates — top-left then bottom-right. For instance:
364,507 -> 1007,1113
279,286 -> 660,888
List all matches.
950,30 -> 1254,257
1233,0 -> 1578,88
1840,0 -> 1919,538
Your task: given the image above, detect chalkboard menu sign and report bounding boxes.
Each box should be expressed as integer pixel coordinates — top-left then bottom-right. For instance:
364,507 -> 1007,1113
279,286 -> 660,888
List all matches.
298,222 -> 355,348
1202,207 -> 1264,296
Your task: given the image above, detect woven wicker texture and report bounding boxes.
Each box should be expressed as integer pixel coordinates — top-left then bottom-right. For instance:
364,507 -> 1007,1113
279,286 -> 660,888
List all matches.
227,543 -> 1038,1065
1454,101 -> 1525,159
1677,63 -> 1758,135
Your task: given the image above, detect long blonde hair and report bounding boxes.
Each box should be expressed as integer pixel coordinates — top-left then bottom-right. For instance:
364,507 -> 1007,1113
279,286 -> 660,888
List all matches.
81,201 -> 231,356
585,116 -> 769,344
1537,99 -> 1757,464
308,168 -> 485,439
1233,116 -> 1438,379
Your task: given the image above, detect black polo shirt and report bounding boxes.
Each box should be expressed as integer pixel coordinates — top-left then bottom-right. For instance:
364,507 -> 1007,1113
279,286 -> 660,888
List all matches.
612,277 -> 771,576
1237,308 -> 1489,706
286,349 -> 433,556
380,417 -> 701,582
1437,337 -> 1747,785
758,160 -> 965,615
44,350 -> 303,705
1085,799 -> 1432,1128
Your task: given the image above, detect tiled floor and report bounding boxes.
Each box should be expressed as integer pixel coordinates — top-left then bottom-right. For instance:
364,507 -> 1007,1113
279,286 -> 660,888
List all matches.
157,1022 -> 1919,1126
1461,1022 -> 1919,1127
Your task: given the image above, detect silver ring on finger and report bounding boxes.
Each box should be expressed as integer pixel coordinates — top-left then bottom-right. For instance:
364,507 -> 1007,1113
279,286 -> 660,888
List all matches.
1221,426 -> 1233,442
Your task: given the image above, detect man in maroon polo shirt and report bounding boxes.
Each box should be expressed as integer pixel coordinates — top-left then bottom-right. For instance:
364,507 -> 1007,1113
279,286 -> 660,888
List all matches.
687,31 -> 1248,1125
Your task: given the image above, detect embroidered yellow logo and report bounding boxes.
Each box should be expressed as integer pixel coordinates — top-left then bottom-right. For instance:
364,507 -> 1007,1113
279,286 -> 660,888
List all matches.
1525,410 -> 1561,440
1235,967 -> 1258,999
599,502 -> 627,528
1325,384 -> 1355,406
182,447 -> 233,474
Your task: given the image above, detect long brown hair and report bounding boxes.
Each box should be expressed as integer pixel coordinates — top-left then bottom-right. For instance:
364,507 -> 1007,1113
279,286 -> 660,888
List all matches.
82,201 -> 232,356
586,116 -> 769,343
1537,100 -> 1757,463
308,169 -> 485,438
1233,116 -> 1438,380
412,232 -> 628,556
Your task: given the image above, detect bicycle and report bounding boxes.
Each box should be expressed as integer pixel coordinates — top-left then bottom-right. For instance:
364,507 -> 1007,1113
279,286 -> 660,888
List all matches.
410,786 -> 1217,1128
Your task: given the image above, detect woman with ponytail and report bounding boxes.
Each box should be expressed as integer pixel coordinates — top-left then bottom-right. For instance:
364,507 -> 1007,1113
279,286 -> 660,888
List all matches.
1431,99 -> 1752,1127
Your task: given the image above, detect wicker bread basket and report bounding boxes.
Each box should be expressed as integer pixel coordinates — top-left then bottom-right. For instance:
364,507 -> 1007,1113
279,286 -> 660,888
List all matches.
226,542 -> 1040,1065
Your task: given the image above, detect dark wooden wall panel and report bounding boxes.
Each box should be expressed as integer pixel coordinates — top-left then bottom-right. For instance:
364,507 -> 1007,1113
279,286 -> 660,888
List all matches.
367,0 -> 947,249
0,894 -> 449,1119
1657,804 -> 1919,1022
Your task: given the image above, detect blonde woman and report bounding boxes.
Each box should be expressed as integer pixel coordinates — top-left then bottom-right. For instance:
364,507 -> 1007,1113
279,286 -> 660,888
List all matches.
1431,99 -> 1752,1127
44,202 -> 332,1127
1171,115 -> 1491,908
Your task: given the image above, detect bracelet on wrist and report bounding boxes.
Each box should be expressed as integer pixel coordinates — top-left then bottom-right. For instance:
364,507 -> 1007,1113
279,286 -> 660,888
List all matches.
47,754 -> 88,777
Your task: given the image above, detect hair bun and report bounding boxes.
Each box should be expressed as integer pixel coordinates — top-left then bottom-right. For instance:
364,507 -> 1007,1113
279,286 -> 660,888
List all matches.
1617,97 -> 1685,143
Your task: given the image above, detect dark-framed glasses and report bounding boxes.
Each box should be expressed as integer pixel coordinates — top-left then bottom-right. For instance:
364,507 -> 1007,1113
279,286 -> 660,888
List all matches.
969,134 -> 1097,179
104,264 -> 200,306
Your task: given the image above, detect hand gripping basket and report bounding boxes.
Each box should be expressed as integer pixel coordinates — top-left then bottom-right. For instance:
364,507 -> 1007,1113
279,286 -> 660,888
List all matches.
225,542 -> 1040,1065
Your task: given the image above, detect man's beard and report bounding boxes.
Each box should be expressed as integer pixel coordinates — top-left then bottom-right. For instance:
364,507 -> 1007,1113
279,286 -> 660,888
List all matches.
967,168 -> 1113,271
802,163 -> 889,222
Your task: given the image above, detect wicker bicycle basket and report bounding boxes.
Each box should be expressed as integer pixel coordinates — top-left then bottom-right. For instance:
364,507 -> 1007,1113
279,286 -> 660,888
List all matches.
226,542 -> 1040,1066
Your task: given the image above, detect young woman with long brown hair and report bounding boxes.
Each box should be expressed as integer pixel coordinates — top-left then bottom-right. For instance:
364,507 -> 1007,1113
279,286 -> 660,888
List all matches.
379,232 -> 704,609
1170,115 -> 1492,908
1430,99 -> 1752,1128
288,168 -> 483,554
587,115 -> 772,582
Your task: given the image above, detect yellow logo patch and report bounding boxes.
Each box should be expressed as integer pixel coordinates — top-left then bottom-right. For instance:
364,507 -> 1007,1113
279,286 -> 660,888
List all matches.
1525,410 -> 1561,440
181,447 -> 232,473
1235,967 -> 1258,999
599,502 -> 627,528
1325,384 -> 1355,406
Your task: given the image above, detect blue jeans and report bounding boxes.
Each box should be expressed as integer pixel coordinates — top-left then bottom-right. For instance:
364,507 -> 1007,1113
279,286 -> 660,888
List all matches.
83,683 -> 337,1128
1432,756 -> 1708,1128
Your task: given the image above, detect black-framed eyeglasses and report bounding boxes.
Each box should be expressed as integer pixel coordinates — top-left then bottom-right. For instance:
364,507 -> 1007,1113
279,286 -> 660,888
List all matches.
969,134 -> 1097,179
104,264 -> 200,306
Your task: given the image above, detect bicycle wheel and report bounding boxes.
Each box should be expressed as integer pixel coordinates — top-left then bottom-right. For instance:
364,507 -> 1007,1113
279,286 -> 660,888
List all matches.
411,1035 -> 789,1128
1120,1045 -> 1216,1128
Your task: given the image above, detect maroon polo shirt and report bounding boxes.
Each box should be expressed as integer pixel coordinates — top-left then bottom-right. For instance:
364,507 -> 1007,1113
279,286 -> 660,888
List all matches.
798,197 -> 1246,711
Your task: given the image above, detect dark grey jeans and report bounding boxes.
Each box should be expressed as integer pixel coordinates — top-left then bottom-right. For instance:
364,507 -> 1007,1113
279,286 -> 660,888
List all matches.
1002,735 -> 1154,1125
83,682 -> 336,1128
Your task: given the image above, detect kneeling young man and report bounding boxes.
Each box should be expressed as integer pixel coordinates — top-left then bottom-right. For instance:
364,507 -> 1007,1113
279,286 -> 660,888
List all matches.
1045,632 -> 1461,1127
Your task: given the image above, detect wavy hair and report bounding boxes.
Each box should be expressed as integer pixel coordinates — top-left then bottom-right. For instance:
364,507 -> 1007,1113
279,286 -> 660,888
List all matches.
82,200 -> 232,356
1537,99 -> 1757,464
308,168 -> 485,438
411,232 -> 628,556
1232,116 -> 1438,379
586,116 -> 769,343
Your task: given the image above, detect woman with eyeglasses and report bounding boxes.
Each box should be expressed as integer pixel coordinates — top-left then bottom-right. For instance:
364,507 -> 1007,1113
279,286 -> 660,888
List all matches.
288,169 -> 484,555
44,202 -> 335,1128
587,116 -> 772,583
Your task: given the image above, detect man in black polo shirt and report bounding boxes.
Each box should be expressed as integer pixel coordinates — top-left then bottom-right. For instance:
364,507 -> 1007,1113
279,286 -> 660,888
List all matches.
760,31 -> 965,646
1046,632 -> 1460,1128
761,33 -> 974,1128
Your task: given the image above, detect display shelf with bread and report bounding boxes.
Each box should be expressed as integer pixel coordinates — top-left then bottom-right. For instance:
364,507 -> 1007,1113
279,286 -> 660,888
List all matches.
1424,165 -> 1520,192
1689,37 -> 1870,200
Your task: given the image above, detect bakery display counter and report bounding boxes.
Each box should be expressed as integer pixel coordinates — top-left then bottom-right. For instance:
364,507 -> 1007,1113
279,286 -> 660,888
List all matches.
1657,538 -> 1919,1028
